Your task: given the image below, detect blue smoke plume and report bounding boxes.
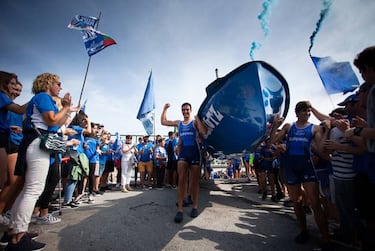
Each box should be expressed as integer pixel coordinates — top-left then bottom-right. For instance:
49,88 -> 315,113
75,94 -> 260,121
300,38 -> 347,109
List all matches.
308,0 -> 333,53
249,0 -> 277,60
249,41 -> 261,60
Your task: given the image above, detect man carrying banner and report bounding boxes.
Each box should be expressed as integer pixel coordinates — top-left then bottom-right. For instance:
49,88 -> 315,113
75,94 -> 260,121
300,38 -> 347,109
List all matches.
161,102 -> 207,223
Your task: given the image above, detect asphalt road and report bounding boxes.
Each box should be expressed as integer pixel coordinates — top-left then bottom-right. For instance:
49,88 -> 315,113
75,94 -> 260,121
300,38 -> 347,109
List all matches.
2,178 -> 354,251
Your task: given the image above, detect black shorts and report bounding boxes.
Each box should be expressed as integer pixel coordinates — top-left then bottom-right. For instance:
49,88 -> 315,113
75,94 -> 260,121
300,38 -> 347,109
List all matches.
104,160 -> 115,173
0,132 -> 9,148
167,159 -> 177,171
6,141 -> 19,154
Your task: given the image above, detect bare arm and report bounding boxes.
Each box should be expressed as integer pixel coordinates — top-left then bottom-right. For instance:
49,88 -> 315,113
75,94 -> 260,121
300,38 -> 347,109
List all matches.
5,102 -> 28,115
160,103 -> 180,127
269,116 -> 289,145
311,106 -> 330,122
42,93 -> 72,127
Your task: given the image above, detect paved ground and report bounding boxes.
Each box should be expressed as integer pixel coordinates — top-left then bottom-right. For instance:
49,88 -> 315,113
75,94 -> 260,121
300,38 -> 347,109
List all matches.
1,178 -> 354,251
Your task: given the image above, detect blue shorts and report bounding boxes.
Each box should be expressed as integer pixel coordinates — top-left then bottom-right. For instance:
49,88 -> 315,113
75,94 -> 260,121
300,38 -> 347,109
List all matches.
98,162 -> 105,177
178,145 -> 200,165
285,155 -> 318,185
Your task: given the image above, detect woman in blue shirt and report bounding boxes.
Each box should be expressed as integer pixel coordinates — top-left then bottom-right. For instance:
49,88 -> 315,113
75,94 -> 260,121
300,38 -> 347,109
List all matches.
7,73 -> 76,250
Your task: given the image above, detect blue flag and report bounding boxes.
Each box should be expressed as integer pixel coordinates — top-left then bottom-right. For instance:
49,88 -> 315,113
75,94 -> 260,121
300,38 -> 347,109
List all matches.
68,15 -> 116,56
311,56 -> 359,94
137,72 -> 155,135
67,15 -> 97,30
82,29 -> 116,56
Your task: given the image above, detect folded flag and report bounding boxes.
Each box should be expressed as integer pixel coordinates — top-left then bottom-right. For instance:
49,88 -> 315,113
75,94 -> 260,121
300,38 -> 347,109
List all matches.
311,56 -> 359,94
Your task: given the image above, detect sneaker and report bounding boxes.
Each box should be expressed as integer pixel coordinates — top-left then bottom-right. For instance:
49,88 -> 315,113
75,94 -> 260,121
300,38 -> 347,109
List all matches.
36,214 -> 61,225
62,201 -> 79,208
174,212 -> 183,223
190,208 -> 198,218
93,190 -> 103,196
0,214 -> 10,226
5,234 -> 45,251
294,231 -> 310,244
125,185 -> 133,191
0,232 -> 38,246
88,195 -> 95,204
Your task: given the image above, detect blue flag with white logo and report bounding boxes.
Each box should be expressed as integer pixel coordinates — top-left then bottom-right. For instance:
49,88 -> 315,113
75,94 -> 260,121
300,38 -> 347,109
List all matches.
137,72 -> 155,135
311,56 -> 359,94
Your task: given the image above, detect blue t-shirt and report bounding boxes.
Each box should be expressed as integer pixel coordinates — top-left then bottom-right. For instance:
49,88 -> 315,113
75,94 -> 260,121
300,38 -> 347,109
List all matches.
0,91 -> 13,132
84,137 -> 100,163
139,142 -> 154,162
25,92 -> 59,133
68,125 -> 85,153
8,111 -> 23,145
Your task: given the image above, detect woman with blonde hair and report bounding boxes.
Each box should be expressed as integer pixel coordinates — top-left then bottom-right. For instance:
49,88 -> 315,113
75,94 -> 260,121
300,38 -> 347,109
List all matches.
6,73 -> 77,250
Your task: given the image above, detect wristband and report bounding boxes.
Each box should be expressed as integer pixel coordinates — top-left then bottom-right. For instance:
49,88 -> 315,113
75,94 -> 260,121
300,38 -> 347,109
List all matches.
353,127 -> 363,136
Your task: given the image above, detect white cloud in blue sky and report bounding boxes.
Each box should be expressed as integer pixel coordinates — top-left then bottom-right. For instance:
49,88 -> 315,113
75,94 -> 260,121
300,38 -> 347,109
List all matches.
1,0 -> 374,136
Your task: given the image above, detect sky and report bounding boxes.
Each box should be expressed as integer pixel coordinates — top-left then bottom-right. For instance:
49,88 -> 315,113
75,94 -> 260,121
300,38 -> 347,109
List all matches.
1,0 -> 375,137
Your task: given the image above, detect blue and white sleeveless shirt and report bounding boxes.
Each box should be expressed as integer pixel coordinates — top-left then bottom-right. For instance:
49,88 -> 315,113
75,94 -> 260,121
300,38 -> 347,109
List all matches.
286,122 -> 314,156
178,120 -> 197,147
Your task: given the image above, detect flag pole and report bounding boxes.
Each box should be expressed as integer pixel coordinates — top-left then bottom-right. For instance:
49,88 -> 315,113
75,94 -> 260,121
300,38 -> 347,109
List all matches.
77,12 -> 102,106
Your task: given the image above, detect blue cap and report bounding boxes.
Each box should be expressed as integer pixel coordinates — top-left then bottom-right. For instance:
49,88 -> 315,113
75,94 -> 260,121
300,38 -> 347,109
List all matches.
337,93 -> 359,106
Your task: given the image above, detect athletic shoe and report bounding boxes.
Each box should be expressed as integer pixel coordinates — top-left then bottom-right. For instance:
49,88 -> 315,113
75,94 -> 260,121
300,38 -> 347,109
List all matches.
62,201 -> 79,208
294,231 -> 310,244
0,214 -> 10,226
174,212 -> 183,223
190,208 -> 198,218
35,214 -> 61,225
0,231 -> 38,246
88,194 -> 95,204
93,190 -> 103,196
5,234 -> 45,251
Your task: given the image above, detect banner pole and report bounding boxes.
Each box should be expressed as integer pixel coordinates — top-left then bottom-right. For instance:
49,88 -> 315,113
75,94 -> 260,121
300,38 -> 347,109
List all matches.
77,12 -> 102,106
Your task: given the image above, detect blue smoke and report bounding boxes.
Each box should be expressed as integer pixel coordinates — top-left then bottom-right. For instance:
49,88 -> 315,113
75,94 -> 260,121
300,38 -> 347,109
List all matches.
249,41 -> 261,60
308,0 -> 333,53
258,0 -> 277,36
249,0 -> 277,60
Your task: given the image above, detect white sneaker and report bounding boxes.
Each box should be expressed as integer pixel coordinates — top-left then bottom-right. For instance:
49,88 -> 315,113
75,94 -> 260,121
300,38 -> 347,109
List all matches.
88,194 -> 95,204
36,213 -> 61,225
